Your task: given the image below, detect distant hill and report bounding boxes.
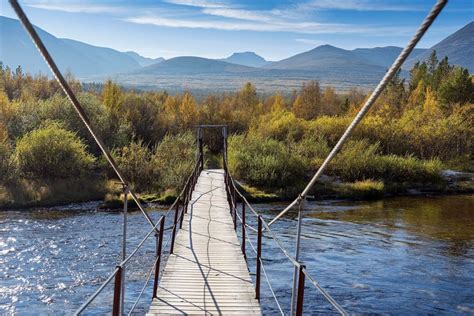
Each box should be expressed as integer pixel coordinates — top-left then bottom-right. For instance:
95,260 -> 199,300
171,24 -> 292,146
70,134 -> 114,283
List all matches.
353,46 -> 426,68
263,45 -> 389,80
404,21 -> 474,72
125,51 -> 165,67
0,16 -> 146,76
220,52 -> 269,67
2,15 -> 472,92
137,56 -> 257,75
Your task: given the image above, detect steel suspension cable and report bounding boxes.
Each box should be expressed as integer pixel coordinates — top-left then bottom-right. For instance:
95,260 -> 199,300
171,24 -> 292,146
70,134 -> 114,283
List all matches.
268,0 -> 448,226
9,0 -> 157,230
259,257 -> 285,316
302,268 -> 347,316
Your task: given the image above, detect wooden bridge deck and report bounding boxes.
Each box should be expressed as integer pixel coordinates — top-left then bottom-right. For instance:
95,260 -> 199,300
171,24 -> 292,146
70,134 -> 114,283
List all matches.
147,169 -> 261,315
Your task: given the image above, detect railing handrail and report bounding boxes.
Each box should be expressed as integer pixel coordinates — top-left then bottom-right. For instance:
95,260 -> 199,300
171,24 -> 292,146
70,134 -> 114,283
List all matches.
74,154 -> 203,315
223,155 -> 347,315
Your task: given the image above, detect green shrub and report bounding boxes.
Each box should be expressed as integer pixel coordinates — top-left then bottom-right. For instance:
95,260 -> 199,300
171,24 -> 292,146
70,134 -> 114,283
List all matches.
112,140 -> 155,191
153,132 -> 196,191
305,116 -> 351,146
252,109 -> 306,142
14,121 -> 95,180
294,134 -> 330,169
228,134 -> 305,188
0,124 -> 12,183
329,140 -> 442,182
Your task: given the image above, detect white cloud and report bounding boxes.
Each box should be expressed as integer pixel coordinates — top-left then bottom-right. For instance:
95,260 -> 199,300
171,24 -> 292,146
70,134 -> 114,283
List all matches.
125,15 -> 408,35
25,2 -> 123,14
302,0 -> 423,12
202,8 -> 275,23
162,0 -> 229,9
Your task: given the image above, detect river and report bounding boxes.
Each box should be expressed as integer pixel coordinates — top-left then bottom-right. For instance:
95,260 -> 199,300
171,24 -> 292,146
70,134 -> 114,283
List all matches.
0,194 -> 473,314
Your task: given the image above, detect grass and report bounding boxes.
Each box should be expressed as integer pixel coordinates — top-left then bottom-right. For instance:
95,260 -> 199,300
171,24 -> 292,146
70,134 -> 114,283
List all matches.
239,184 -> 280,202
0,178 -> 112,209
337,180 -> 385,200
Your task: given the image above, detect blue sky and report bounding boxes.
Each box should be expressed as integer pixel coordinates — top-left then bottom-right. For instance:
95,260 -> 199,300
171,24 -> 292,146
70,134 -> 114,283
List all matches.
1,0 -> 473,60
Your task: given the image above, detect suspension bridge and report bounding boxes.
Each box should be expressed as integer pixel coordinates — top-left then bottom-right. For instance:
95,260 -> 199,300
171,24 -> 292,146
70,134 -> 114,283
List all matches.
8,0 -> 448,314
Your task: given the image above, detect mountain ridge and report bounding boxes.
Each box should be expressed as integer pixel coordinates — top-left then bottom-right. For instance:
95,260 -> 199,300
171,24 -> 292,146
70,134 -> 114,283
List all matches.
1,15 -> 472,92
0,16 -> 157,76
404,21 -> 474,72
220,52 -> 270,67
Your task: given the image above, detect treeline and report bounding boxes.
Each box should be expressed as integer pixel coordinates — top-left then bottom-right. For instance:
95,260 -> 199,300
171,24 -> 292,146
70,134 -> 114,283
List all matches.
0,51 -> 473,206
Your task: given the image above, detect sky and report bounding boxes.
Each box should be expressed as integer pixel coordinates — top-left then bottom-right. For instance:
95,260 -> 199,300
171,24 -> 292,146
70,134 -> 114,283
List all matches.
1,0 -> 473,60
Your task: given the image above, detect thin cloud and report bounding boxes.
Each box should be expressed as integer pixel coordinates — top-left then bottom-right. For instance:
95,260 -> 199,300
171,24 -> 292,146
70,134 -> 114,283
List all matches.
163,0 -> 230,9
202,8 -> 276,23
303,0 -> 424,12
125,15 -> 411,35
25,2 -> 124,14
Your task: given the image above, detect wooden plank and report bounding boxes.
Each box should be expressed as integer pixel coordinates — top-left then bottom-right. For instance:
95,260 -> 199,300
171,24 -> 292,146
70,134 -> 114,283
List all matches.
147,169 -> 261,315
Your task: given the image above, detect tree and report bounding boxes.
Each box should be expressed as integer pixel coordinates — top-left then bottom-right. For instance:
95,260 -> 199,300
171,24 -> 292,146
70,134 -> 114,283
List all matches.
179,92 -> 198,128
379,70 -> 407,116
438,67 -> 474,112
422,87 -> 442,117
102,80 -> 123,114
292,81 -> 321,119
321,86 -> 338,115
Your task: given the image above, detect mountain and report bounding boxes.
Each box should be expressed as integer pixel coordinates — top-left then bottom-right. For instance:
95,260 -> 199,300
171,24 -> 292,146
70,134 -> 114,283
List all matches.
137,56 -> 257,75
125,51 -> 165,67
263,44 -> 389,80
220,52 -> 269,67
0,16 -> 145,76
404,22 -> 474,72
353,46 -> 427,68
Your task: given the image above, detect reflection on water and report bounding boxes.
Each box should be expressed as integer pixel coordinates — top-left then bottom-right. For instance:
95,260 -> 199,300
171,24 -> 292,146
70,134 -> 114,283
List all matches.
249,194 -> 474,315
0,195 -> 473,314
0,202 -> 169,315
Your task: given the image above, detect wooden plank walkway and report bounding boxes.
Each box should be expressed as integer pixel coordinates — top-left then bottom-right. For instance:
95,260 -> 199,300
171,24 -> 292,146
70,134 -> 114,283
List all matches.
147,169 -> 261,315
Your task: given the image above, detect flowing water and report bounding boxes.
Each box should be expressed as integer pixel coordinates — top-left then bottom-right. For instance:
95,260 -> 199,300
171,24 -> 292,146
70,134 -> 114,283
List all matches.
0,194 -> 473,315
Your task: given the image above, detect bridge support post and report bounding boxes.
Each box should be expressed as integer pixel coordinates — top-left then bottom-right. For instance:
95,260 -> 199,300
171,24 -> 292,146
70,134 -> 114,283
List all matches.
152,216 -> 165,298
233,194 -> 237,231
241,199 -> 246,260
256,215 -> 262,300
179,197 -> 185,229
295,264 -> 306,316
291,198 -> 305,315
121,185 -> 128,316
112,266 -> 122,316
198,128 -> 204,170
170,201 -> 179,254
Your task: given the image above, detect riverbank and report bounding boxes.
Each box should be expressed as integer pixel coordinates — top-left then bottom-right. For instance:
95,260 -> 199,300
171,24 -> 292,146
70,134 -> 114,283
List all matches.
1,170 -> 472,210
239,170 -> 474,203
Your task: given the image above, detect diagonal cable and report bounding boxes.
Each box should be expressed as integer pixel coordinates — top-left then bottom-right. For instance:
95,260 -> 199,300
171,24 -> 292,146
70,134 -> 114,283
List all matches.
268,0 -> 448,226
8,0 -> 157,230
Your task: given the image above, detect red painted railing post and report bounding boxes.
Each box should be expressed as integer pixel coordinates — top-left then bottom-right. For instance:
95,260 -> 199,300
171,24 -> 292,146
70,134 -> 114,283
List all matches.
152,216 -> 165,298
241,199 -> 246,260
179,196 -> 185,228
233,195 -> 237,231
295,264 -> 306,316
112,266 -> 122,316
256,215 -> 262,300
170,202 -> 179,254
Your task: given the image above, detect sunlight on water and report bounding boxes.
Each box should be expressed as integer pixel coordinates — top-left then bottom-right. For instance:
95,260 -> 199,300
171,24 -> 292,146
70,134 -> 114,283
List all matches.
0,195 -> 473,314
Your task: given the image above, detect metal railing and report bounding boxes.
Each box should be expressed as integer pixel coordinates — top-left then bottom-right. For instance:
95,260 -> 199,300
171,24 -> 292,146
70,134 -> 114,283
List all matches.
74,151 -> 203,315
222,152 -> 347,315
